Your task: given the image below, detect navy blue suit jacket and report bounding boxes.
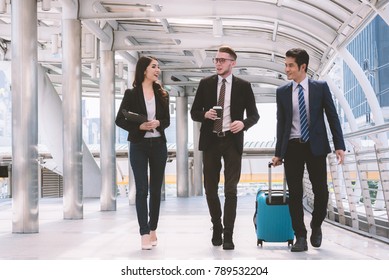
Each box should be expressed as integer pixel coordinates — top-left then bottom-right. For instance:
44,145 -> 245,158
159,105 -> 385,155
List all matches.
191,74 -> 259,154
275,79 -> 345,159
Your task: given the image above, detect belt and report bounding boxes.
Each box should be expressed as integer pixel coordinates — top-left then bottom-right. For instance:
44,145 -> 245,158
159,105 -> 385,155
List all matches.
143,137 -> 163,142
214,131 -> 232,137
289,138 -> 309,144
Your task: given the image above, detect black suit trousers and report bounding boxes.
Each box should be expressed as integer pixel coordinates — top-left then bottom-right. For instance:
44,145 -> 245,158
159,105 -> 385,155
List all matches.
284,141 -> 329,238
203,135 -> 242,233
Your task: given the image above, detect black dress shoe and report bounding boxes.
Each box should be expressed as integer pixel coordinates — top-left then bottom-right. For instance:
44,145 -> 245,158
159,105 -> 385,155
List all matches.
310,223 -> 322,248
291,237 -> 308,252
222,232 -> 235,250
212,227 -> 223,246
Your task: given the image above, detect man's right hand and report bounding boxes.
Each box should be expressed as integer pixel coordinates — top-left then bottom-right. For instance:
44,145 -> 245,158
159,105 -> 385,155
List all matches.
205,109 -> 217,120
271,156 -> 283,167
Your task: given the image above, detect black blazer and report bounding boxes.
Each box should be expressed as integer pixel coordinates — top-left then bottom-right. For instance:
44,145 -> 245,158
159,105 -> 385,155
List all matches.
275,79 -> 345,159
190,74 -> 259,154
115,86 -> 170,143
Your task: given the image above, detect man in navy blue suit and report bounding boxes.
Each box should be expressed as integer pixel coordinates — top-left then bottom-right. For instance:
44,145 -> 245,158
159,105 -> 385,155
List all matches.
272,48 -> 345,252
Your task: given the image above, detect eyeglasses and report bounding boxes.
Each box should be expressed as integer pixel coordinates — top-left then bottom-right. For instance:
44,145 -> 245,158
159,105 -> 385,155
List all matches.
212,58 -> 235,64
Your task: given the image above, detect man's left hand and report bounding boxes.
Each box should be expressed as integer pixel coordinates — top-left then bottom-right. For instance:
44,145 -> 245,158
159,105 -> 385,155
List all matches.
230,121 -> 244,133
335,149 -> 345,165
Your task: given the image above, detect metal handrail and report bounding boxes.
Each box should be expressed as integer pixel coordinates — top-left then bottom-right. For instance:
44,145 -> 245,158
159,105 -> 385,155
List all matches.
343,123 -> 389,139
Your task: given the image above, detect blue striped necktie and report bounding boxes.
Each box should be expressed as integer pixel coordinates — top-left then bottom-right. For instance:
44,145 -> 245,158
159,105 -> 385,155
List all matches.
298,84 -> 309,142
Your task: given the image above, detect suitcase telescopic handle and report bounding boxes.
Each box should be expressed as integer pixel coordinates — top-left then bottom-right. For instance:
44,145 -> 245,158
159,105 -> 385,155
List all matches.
268,162 -> 287,204
268,162 -> 273,203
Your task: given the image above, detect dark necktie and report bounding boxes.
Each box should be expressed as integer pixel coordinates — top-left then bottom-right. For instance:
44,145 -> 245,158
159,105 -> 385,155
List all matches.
298,84 -> 309,142
213,79 -> 226,133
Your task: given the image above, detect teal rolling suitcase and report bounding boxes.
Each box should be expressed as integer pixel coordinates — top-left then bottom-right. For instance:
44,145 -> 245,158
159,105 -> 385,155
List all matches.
254,163 -> 294,246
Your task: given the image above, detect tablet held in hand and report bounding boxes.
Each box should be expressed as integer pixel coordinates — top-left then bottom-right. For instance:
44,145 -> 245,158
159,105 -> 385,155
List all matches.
122,109 -> 147,123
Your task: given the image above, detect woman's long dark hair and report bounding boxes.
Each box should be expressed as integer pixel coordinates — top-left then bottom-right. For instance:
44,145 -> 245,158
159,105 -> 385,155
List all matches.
133,56 -> 168,105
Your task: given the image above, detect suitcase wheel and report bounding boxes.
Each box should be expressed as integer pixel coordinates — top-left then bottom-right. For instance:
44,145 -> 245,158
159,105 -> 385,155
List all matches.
287,240 -> 293,246
257,239 -> 263,247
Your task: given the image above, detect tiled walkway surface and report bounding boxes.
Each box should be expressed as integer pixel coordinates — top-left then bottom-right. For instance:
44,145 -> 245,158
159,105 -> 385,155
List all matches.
1,195 -> 388,260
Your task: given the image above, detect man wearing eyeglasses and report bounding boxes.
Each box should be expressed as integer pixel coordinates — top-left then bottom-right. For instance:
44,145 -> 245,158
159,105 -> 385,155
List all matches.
191,46 -> 259,250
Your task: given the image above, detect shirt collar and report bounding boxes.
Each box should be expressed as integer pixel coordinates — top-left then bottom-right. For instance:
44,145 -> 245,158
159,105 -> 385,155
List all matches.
218,74 -> 232,84
293,77 -> 308,91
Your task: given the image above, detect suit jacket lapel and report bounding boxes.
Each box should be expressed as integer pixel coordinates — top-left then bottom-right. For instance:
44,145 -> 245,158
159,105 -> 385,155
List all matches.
308,79 -> 315,118
286,82 -> 293,121
136,86 -> 147,114
212,75 -> 218,105
230,75 -> 238,108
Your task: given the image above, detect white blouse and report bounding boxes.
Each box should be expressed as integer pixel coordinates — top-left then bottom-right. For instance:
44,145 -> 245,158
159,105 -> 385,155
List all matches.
144,95 -> 161,138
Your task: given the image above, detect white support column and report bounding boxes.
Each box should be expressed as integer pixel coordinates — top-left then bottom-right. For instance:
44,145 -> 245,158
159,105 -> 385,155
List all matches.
62,0 -> 83,219
100,25 -> 117,211
192,121 -> 203,196
11,0 -> 39,233
176,94 -> 189,197
126,61 -> 136,205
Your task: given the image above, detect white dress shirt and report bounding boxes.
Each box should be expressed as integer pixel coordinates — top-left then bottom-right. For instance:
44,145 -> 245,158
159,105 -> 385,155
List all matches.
290,77 -> 310,140
217,74 -> 232,132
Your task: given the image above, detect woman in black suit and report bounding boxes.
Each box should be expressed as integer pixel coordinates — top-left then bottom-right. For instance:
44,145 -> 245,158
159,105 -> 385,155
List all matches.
116,56 -> 170,250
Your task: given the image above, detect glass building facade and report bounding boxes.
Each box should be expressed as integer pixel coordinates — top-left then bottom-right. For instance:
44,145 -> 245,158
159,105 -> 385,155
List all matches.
343,16 -> 389,124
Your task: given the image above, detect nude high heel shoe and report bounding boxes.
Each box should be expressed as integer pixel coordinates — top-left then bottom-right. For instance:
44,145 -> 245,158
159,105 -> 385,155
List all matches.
150,230 -> 158,246
141,234 -> 152,250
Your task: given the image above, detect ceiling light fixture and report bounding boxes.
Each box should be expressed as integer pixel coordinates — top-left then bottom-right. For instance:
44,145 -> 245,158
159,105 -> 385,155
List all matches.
42,0 -> 51,11
213,18 -> 223,38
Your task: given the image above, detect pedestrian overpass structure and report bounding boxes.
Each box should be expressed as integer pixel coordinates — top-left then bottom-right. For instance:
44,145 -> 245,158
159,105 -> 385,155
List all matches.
0,0 -> 389,263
